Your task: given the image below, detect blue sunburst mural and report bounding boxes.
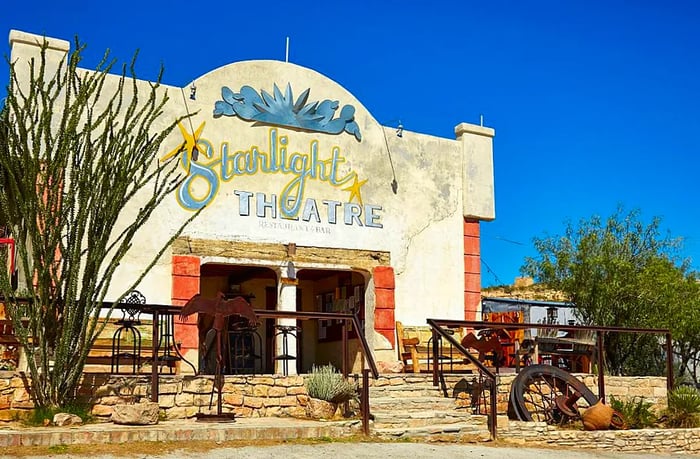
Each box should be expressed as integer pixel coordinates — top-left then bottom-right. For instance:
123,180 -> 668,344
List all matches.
213,83 -> 361,141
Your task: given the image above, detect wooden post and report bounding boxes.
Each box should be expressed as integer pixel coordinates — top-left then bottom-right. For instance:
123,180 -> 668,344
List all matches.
362,369 -> 370,435
597,331 -> 605,403
151,309 -> 159,402
432,328 -> 439,386
666,332 -> 674,393
342,321 -> 348,377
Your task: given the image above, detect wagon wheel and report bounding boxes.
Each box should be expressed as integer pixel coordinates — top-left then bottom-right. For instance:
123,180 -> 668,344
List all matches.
508,364 -> 599,424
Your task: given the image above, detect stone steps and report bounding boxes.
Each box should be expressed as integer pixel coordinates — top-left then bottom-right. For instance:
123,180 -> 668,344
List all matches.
369,384 -> 448,398
372,408 -> 476,428
368,374 -> 490,441
372,420 -> 490,442
369,396 -> 456,411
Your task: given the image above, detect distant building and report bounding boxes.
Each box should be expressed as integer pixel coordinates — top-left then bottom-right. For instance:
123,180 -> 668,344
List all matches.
482,277 -> 576,326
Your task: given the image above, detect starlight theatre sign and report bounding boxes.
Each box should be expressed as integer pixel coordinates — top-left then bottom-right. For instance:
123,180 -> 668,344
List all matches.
163,84 -> 382,228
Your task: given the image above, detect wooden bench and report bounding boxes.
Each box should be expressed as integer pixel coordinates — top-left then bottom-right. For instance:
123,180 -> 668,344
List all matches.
1,316 -> 176,374
84,318 -> 159,374
396,321 -> 478,374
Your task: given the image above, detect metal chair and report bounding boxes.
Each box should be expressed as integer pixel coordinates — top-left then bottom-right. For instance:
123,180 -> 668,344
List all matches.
274,324 -> 300,376
228,320 -> 262,374
111,290 -> 145,374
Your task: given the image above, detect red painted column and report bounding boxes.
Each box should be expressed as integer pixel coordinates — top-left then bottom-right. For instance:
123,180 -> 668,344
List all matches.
464,219 -> 481,321
373,266 -> 396,347
172,255 -> 200,366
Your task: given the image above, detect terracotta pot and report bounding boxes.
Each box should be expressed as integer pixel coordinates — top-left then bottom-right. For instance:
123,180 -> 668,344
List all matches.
306,398 -> 338,420
582,400 -> 613,431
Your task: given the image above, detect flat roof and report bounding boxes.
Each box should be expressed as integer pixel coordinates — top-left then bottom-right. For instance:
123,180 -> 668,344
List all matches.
481,296 -> 574,309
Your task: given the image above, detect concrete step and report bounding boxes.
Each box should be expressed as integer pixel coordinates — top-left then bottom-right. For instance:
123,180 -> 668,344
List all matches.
372,419 -> 490,442
371,409 -> 477,429
370,375 -> 479,394
369,384 -> 446,398
372,374 -> 477,385
369,396 -> 456,411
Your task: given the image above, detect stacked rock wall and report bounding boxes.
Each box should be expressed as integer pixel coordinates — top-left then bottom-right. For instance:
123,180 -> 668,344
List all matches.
0,372 -> 314,422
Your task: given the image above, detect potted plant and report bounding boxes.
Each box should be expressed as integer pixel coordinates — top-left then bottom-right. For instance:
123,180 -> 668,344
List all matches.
304,364 -> 358,420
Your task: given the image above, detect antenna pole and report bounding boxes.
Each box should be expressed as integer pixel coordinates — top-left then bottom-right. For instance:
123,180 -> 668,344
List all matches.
285,37 -> 290,63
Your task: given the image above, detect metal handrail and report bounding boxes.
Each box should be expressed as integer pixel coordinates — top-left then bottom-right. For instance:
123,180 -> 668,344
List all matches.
427,319 -> 498,440
252,309 -> 379,378
427,318 -> 674,441
434,319 -> 673,396
252,308 -> 378,435
3,297 -> 380,433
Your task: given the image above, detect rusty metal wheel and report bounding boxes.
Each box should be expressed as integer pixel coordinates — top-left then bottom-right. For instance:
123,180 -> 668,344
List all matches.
508,364 -> 598,424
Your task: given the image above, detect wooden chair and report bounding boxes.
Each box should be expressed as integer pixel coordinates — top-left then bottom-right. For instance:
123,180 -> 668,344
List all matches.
396,321 -> 420,373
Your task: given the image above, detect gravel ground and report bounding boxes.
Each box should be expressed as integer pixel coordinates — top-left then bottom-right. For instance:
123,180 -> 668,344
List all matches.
3,442 -> 686,459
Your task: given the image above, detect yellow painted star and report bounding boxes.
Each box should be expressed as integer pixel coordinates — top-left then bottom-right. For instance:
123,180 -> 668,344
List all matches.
342,174 -> 368,205
161,121 -> 206,174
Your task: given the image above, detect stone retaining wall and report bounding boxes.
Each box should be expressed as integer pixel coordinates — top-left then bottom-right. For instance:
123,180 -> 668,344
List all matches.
494,374 -> 667,414
0,371 -> 316,422
91,374 -> 314,421
504,420 -> 700,454
0,371 -> 668,422
369,372 -> 668,415
0,372 -> 32,421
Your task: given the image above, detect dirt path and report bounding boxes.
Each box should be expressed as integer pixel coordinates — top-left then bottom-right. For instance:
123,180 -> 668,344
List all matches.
2,441 -> 684,459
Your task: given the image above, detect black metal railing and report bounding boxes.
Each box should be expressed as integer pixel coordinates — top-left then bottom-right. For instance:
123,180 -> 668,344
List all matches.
253,309 -> 379,435
427,318 -> 673,440
100,305 -> 380,434
427,319 -> 498,439
2,296 -> 380,435
100,303 -> 380,434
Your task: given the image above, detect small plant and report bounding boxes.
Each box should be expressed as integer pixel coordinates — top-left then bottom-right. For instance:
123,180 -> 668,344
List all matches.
609,395 -> 656,429
665,385 -> 700,428
305,364 -> 358,404
47,445 -> 69,454
25,402 -> 93,427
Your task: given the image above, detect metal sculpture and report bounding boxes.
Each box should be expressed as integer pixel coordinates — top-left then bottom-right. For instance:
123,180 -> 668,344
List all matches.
179,292 -> 258,421
460,329 -> 506,366
508,364 -> 603,427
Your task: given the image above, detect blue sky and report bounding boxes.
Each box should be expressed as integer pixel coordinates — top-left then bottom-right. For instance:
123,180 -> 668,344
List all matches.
3,1 -> 699,286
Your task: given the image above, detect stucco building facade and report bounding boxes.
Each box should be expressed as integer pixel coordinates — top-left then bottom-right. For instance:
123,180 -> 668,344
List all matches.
8,30 -> 495,374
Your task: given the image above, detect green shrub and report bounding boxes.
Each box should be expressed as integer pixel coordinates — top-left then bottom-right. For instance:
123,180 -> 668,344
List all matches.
609,395 -> 656,429
25,402 -> 93,426
665,385 -> 700,428
305,364 -> 358,404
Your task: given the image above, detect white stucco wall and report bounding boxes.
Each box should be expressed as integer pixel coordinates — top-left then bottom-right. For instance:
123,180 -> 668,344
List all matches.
8,30 -> 495,325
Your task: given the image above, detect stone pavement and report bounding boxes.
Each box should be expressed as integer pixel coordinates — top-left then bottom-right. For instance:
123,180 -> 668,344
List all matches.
0,417 -> 363,448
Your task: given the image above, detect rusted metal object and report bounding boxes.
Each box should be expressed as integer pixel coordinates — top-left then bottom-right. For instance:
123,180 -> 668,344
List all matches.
180,293 -> 258,372
508,364 -> 629,431
554,392 -> 582,419
460,330 -> 505,365
180,292 -> 257,422
508,364 -> 598,425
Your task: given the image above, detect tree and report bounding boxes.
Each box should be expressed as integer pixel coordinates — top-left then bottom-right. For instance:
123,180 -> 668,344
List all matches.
522,207 -> 694,376
662,272 -> 700,383
0,38 -> 199,408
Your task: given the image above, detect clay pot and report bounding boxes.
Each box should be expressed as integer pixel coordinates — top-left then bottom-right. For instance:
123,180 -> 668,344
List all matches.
582,400 -> 613,431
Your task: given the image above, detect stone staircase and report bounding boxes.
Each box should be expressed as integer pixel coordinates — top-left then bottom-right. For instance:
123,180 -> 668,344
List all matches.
368,374 -> 490,442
